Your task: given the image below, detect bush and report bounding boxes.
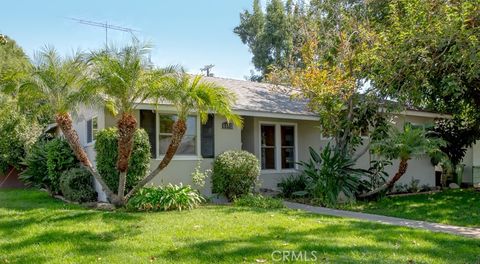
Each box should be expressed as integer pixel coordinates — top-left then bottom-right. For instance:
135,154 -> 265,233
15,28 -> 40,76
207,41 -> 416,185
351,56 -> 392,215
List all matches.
233,194 -> 284,209
127,184 -> 204,211
277,174 -> 308,198
20,139 -> 50,190
95,128 -> 151,193
0,104 -> 42,173
59,167 -> 97,203
46,138 -> 78,194
299,145 -> 367,207
212,150 -> 260,201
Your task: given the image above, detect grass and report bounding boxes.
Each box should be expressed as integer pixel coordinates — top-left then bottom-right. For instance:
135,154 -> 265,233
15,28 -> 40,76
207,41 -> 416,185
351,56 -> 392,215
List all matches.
343,189 -> 480,227
1,189 -> 479,264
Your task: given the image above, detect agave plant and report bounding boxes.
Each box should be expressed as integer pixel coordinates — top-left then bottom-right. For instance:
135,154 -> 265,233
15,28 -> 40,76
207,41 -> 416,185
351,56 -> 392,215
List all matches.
298,144 -> 368,206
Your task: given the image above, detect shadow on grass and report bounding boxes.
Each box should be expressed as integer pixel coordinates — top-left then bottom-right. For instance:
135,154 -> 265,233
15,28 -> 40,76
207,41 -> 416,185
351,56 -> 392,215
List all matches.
156,220 -> 480,263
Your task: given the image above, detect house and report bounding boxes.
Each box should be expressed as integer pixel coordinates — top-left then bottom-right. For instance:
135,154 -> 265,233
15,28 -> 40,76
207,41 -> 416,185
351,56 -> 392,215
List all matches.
72,76 -> 479,200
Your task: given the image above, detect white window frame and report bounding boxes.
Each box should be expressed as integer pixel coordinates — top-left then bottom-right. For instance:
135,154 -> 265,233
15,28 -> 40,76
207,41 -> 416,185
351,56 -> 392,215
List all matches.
155,112 -> 201,161
85,116 -> 98,146
258,121 -> 298,173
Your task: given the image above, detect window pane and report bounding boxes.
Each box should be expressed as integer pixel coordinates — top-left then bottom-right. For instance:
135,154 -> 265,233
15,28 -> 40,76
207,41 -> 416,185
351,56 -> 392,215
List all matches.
282,148 -> 295,169
159,116 -> 197,156
281,126 -> 294,146
261,125 -> 275,147
201,114 -> 214,158
261,148 -> 275,169
140,110 -> 157,158
86,119 -> 92,143
159,115 -> 175,134
92,117 -> 98,141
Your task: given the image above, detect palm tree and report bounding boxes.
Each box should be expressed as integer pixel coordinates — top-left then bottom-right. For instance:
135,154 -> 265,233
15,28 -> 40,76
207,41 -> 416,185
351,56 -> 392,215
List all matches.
89,42 -> 178,203
124,73 -> 242,201
21,47 -> 117,200
359,124 -> 445,198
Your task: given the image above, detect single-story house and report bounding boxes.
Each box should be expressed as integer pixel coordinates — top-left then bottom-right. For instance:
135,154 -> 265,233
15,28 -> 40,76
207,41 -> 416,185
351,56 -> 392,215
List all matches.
72,76 -> 480,201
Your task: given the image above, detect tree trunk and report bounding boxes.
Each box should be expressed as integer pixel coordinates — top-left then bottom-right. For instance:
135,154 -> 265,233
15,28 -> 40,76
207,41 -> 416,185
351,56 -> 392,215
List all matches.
125,119 -> 186,201
359,159 -> 409,199
116,112 -> 137,199
55,113 -> 118,203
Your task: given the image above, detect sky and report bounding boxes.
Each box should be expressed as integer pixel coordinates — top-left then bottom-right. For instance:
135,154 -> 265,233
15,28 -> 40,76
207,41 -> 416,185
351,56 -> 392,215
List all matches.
0,0 -> 257,80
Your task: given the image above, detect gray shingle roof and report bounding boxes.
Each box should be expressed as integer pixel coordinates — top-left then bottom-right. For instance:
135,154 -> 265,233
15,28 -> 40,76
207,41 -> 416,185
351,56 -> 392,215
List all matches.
202,76 -> 316,117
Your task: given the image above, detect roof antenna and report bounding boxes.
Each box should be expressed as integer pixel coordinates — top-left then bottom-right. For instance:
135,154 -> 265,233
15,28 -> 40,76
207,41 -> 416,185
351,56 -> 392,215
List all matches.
67,17 -> 140,46
200,64 -> 215,77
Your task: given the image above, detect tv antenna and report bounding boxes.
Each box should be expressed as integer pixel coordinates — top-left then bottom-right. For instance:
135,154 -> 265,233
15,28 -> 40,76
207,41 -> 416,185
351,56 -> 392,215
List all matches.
200,64 -> 215,77
67,17 -> 140,45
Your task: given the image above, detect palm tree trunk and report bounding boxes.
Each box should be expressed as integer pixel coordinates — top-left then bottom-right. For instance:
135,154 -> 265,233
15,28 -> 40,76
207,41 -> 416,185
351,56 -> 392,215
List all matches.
116,112 -> 137,199
55,113 -> 118,202
359,159 -> 409,199
125,119 -> 186,201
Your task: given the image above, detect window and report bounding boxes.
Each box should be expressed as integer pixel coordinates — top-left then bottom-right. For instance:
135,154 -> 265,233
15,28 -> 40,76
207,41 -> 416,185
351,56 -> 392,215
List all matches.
281,126 -> 295,169
86,117 -> 98,144
260,123 -> 296,170
201,114 -> 215,158
261,125 -> 276,170
159,115 -> 197,155
140,110 -> 157,158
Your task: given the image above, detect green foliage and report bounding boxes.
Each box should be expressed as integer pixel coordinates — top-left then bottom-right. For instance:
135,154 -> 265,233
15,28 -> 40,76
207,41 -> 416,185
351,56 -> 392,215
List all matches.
298,145 -> 367,207
127,184 -> 204,211
19,139 -> 50,190
359,159 -> 391,193
277,174 -> 307,198
372,124 -> 446,162
430,118 -> 479,167
46,138 -> 78,194
191,161 -> 210,189
94,128 -> 151,193
212,150 -> 260,201
234,0 -> 307,78
0,103 -> 42,173
233,194 -> 284,209
59,167 -> 97,203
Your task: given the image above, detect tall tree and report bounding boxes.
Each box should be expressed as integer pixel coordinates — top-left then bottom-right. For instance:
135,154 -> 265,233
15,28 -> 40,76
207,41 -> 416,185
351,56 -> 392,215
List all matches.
368,0 -> 480,157
234,0 -> 307,79
89,42 -> 177,202
20,47 -> 118,200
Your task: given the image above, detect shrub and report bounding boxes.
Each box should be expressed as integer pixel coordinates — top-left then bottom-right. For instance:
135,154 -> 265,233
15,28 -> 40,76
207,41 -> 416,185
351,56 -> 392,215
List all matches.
212,150 -> 260,201
277,174 -> 308,198
46,138 -> 78,194
127,184 -> 204,211
95,128 -> 151,193
0,104 -> 42,173
233,194 -> 284,209
20,139 -> 50,190
299,145 -> 367,207
59,167 -> 97,203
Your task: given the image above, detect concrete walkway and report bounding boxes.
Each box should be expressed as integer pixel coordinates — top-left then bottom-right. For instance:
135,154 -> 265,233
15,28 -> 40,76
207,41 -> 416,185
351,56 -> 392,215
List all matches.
284,201 -> 480,239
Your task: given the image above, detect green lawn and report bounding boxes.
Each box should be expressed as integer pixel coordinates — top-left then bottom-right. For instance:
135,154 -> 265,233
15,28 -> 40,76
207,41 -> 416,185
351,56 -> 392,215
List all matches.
1,190 -> 479,264
343,189 -> 480,227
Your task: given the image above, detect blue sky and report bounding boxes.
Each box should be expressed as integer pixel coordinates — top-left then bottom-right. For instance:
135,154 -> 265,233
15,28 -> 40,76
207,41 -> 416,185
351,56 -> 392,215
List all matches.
0,0 -> 257,79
